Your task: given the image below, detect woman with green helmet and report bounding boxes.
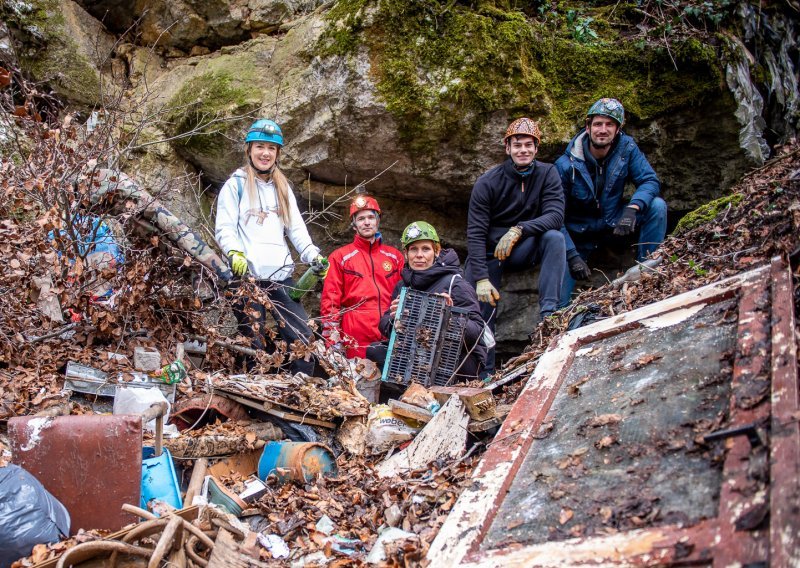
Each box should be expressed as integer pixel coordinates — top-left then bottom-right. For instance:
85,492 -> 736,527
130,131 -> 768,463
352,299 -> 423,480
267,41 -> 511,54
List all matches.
366,221 -> 488,382
215,118 -> 326,375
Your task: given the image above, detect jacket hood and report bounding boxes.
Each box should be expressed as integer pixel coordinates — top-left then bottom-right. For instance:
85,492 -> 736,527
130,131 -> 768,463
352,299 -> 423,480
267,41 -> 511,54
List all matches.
402,248 -> 461,289
567,130 -> 628,163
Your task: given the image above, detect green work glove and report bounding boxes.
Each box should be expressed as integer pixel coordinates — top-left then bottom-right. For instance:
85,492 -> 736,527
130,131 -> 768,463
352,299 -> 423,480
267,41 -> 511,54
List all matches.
493,226 -> 523,261
312,255 -> 329,279
227,250 -> 248,277
476,279 -> 500,307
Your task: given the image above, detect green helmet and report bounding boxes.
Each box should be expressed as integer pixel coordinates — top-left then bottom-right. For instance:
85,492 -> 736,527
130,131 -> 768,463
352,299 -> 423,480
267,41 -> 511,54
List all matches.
401,221 -> 440,248
587,98 -> 625,126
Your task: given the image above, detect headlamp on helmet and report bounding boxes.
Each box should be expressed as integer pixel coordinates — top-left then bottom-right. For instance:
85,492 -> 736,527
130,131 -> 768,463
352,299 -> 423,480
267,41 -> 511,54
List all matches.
245,119 -> 284,146
401,221 -> 440,248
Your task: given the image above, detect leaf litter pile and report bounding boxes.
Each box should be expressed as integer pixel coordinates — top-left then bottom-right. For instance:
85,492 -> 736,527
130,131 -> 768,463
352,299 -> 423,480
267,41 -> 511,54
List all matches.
0,74 -> 798,566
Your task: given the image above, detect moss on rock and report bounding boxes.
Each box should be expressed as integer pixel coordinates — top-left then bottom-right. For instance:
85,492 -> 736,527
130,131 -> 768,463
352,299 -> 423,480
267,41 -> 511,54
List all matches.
3,0 -> 110,106
318,0 -> 723,152
674,193 -> 744,234
165,68 -> 261,155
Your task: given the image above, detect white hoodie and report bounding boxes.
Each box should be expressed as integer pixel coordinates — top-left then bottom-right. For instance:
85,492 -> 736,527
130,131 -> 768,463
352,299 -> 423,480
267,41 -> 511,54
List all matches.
215,168 -> 320,281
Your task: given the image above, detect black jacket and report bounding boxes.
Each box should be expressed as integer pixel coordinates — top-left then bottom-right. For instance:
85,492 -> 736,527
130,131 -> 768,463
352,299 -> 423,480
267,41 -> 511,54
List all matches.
379,249 -> 487,380
467,158 -> 565,281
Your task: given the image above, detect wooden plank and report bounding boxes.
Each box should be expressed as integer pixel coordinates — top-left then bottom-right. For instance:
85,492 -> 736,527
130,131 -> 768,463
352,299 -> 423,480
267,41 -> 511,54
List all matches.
264,407 -> 336,429
216,390 -> 273,412
769,258 -> 800,568
468,404 -> 512,433
430,386 -> 496,421
389,399 -> 434,423
207,528 -> 272,567
377,396 -> 468,478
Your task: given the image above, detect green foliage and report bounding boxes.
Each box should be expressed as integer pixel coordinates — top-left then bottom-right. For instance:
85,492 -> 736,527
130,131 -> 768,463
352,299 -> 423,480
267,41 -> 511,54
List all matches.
572,16 -> 599,44
318,0 -> 725,154
687,259 -> 708,277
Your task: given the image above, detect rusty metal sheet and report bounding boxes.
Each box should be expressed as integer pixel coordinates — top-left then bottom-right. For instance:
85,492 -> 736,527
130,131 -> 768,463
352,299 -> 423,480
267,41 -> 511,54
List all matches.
429,261 -> 798,567
9,414 -> 142,534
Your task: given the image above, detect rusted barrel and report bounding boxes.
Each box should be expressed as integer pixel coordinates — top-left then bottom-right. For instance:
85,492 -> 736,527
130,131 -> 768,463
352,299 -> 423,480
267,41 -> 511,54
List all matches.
257,441 -> 337,484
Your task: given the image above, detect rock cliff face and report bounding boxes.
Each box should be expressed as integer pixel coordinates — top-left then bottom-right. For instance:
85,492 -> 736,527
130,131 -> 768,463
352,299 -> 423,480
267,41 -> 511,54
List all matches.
2,0 -> 796,354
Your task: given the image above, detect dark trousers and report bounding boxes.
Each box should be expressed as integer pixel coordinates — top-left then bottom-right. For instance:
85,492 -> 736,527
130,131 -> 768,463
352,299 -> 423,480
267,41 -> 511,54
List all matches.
559,197 -> 668,308
233,278 -> 314,375
466,228 -> 566,375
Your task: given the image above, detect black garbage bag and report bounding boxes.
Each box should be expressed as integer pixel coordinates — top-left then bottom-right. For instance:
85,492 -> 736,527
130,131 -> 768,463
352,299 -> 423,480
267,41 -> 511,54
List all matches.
0,464 -> 70,568
567,303 -> 606,331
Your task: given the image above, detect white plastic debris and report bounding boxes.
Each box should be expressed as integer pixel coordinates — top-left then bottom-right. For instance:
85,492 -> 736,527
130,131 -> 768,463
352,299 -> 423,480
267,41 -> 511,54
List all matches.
315,514 -> 335,535
366,527 -> 416,564
257,533 -> 290,559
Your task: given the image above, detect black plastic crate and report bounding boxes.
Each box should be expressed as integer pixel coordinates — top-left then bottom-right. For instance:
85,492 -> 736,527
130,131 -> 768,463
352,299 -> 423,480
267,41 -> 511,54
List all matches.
382,288 -> 467,387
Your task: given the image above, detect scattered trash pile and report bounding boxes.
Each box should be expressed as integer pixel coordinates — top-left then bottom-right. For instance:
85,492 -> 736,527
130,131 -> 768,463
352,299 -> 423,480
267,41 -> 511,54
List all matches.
1,61 -> 798,566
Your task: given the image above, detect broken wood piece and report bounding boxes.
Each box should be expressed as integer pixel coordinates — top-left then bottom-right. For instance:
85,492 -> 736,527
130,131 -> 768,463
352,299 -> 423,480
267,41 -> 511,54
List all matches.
429,386 -> 496,421
216,389 -> 338,426
184,458 -> 208,505
377,395 -> 468,478
467,404 -> 512,433
207,528 -> 272,567
388,399 -> 434,423
164,423 -> 280,458
264,407 -> 336,429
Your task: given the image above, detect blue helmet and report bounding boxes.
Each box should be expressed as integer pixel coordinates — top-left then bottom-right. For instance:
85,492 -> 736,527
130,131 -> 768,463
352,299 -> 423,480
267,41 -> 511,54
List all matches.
245,119 -> 283,146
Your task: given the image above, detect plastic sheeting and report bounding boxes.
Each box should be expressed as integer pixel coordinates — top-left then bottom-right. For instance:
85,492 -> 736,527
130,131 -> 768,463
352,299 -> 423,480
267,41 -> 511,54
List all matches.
0,465 -> 70,568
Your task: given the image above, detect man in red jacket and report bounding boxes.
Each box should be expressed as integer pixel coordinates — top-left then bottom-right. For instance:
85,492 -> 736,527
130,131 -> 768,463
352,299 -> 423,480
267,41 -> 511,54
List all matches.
320,195 -> 404,358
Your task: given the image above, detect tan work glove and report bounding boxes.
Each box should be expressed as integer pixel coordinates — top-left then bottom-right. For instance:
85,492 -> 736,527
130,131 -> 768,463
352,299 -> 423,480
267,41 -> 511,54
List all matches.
476,279 -> 500,306
493,226 -> 522,260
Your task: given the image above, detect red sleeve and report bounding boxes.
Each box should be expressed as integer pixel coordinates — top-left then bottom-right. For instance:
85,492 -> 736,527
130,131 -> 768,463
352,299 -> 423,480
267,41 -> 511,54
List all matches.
320,251 -> 344,325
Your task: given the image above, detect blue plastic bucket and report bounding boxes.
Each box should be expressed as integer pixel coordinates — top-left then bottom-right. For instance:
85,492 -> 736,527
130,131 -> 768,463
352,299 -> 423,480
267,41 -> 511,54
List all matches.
141,447 -> 182,512
258,442 -> 337,484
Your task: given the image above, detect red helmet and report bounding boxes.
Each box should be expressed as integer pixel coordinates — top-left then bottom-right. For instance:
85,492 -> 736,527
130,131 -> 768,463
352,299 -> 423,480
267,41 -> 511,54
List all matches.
349,195 -> 381,218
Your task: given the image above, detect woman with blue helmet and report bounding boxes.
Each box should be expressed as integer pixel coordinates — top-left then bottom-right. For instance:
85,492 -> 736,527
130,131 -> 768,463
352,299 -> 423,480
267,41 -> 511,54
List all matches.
215,118 -> 326,375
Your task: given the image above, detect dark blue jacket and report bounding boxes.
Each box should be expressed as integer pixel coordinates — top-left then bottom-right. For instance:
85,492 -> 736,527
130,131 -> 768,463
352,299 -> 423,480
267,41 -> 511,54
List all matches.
379,249 -> 487,379
467,159 -> 565,281
555,130 -> 660,257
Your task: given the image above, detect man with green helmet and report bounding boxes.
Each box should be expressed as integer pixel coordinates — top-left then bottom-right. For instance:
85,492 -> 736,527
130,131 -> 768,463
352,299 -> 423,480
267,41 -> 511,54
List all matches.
555,98 -> 667,308
466,117 -> 566,377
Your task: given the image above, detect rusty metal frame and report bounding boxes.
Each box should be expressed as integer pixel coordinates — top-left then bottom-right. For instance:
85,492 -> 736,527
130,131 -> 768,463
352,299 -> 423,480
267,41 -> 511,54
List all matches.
429,260 -> 799,567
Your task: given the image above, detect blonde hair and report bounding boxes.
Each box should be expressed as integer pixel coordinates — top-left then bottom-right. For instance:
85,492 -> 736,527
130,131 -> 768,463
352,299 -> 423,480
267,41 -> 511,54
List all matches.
243,145 -> 292,226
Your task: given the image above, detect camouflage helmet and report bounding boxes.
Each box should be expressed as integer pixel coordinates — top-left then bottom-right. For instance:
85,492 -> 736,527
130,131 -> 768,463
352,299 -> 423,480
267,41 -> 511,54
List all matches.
504,117 -> 541,145
401,221 -> 440,248
586,98 -> 625,126
245,119 -> 284,146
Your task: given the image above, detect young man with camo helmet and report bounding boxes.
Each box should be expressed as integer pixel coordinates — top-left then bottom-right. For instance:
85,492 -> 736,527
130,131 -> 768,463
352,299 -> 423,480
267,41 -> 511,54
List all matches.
555,98 -> 667,308
320,195 -> 403,358
466,117 -> 566,377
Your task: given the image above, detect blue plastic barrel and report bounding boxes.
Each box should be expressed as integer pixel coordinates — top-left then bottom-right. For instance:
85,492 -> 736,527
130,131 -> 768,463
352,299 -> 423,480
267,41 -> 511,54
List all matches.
141,447 -> 182,512
258,442 -> 337,484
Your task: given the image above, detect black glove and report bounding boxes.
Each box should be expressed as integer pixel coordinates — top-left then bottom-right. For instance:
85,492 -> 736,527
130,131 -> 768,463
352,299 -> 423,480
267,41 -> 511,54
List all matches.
613,206 -> 638,236
568,256 -> 592,280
